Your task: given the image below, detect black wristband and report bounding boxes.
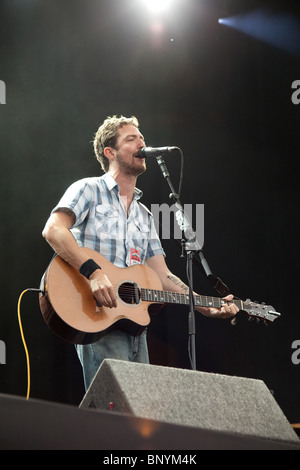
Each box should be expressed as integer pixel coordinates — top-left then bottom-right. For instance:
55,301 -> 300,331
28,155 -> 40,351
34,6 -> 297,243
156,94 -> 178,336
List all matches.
79,259 -> 101,279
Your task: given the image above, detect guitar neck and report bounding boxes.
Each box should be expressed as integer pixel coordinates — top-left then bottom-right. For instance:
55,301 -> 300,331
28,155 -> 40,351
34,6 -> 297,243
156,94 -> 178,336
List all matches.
141,288 -> 243,310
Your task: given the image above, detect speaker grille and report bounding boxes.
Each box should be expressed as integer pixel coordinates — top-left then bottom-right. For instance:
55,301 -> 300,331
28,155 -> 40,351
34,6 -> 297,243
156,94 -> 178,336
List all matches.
80,359 -> 298,443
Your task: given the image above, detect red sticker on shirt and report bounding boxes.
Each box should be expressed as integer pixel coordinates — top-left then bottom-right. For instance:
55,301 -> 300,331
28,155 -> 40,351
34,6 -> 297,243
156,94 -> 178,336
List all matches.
129,248 -> 141,265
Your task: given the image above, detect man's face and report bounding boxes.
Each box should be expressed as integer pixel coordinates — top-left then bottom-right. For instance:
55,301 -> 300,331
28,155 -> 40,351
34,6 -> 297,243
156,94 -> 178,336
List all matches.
113,124 -> 146,177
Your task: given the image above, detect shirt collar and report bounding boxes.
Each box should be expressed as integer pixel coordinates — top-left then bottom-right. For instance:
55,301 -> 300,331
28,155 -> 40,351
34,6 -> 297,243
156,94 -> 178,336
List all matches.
102,173 -> 143,201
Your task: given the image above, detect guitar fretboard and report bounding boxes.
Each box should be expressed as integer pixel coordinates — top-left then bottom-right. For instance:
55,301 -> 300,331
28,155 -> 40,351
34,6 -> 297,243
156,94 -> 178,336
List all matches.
141,288 -> 243,309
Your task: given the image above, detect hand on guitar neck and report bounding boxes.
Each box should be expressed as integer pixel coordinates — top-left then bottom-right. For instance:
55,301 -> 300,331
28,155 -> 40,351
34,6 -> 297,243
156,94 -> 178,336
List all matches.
196,293 -> 237,319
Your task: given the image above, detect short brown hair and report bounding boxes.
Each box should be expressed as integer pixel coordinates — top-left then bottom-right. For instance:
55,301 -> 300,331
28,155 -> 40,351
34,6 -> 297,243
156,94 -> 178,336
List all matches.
93,115 -> 139,172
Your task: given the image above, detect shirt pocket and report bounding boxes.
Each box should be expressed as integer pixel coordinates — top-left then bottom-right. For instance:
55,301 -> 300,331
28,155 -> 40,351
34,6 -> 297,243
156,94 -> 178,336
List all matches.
95,205 -> 119,235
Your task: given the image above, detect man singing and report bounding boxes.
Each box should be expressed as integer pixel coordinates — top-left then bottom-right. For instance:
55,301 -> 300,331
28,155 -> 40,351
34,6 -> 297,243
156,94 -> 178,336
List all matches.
42,115 -> 238,389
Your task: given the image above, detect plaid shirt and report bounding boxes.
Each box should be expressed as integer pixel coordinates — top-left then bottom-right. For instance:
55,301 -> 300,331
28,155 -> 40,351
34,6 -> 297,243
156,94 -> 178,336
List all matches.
52,173 -> 164,268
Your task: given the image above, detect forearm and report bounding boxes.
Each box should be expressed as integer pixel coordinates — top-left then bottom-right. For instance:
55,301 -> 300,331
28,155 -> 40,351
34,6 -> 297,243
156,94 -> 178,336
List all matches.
163,272 -> 190,294
163,272 -> 206,311
42,212 -> 88,269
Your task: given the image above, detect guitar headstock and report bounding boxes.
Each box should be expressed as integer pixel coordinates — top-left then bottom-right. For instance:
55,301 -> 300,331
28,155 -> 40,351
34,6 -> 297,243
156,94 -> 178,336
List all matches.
242,299 -> 281,323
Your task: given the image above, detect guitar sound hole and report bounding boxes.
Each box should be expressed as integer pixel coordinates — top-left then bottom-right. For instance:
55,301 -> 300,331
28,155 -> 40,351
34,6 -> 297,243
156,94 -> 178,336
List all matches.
118,282 -> 141,305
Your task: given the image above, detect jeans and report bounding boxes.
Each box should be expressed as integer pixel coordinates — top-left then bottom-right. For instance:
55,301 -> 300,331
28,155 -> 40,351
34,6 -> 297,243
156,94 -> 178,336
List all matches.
75,329 -> 149,390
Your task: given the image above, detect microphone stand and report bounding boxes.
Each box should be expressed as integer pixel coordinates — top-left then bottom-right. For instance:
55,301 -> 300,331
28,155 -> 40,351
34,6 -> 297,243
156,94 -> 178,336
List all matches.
156,154 -> 231,371
156,155 -> 201,370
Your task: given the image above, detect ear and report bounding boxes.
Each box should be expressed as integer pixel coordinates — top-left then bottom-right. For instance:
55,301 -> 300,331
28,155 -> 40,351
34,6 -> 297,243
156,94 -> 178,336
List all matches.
104,147 -> 115,160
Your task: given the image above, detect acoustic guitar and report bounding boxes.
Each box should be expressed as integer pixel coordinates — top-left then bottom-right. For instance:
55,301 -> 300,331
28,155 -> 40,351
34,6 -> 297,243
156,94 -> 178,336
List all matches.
39,247 -> 281,344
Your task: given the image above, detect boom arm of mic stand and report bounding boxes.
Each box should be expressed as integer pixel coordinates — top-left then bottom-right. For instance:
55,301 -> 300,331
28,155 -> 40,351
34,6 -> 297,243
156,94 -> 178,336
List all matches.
192,251 -> 230,297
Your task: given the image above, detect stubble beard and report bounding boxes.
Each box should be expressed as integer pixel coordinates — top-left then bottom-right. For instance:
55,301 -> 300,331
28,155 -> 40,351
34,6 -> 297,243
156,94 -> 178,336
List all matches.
116,154 -> 146,178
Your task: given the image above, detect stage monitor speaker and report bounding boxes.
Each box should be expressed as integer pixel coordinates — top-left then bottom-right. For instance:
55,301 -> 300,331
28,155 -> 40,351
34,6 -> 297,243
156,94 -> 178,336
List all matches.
79,359 -> 298,443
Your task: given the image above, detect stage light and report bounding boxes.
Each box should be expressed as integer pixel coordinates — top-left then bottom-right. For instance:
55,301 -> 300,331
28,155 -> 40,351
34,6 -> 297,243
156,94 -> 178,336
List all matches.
141,0 -> 173,14
218,9 -> 300,57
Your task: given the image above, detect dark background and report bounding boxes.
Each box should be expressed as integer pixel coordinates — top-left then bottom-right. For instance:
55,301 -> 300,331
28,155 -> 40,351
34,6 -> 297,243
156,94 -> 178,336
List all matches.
0,0 -> 299,424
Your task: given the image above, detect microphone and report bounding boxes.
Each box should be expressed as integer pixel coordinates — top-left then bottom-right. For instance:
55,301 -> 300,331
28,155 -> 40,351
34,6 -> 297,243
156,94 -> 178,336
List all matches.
137,146 -> 179,158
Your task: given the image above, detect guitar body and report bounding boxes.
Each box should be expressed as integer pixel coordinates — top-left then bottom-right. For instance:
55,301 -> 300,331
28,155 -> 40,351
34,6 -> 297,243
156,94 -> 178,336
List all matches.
39,248 -> 281,344
39,248 -> 164,344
